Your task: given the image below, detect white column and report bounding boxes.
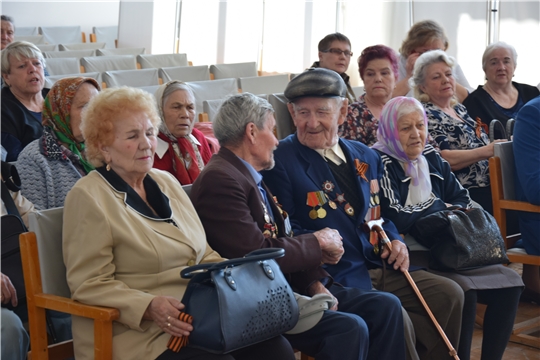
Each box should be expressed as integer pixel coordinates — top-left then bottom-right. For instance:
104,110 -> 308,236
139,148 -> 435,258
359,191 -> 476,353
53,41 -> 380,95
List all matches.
117,0 -> 178,54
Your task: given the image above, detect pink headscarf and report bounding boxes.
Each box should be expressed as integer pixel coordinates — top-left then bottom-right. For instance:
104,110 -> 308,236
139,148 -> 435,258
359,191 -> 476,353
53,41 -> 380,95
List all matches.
372,97 -> 432,204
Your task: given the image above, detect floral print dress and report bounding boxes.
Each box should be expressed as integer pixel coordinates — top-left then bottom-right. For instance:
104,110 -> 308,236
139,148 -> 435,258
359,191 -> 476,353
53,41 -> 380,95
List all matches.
423,101 -> 490,189
339,94 -> 379,147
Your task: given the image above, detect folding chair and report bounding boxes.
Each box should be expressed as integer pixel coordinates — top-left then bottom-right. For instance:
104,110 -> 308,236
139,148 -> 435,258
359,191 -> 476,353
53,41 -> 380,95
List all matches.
59,43 -> 106,51
137,54 -> 189,69
20,207 -> 118,360
80,55 -> 138,73
186,78 -> 238,119
102,68 -> 160,88
14,35 -> 44,45
36,44 -> 58,52
44,50 -> 96,60
97,48 -> 145,56
209,62 -> 258,81
91,26 -> 118,48
268,93 -> 296,140
44,58 -> 81,76
44,72 -> 102,89
15,26 -> 39,36
40,26 -> 83,44
238,74 -> 289,95
201,99 -> 225,122
490,141 -> 540,349
159,65 -> 210,83
137,85 -> 161,95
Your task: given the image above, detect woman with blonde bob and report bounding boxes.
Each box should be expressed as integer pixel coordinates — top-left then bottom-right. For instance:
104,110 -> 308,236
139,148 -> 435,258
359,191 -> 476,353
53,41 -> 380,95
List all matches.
63,87 -> 294,360
410,49 -> 503,214
1,41 -> 48,161
374,96 -> 523,360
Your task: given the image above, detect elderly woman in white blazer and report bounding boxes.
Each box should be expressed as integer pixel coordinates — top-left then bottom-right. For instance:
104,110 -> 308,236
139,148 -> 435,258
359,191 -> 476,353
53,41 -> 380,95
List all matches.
62,87 -> 294,360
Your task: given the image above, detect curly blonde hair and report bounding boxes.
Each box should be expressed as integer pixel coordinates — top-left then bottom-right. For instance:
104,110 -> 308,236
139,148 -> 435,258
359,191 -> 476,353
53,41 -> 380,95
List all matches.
81,87 -> 161,167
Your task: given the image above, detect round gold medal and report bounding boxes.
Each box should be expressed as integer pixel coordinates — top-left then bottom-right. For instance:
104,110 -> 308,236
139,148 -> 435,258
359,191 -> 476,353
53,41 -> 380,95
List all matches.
317,208 -> 327,218
309,209 -> 318,219
328,200 -> 337,210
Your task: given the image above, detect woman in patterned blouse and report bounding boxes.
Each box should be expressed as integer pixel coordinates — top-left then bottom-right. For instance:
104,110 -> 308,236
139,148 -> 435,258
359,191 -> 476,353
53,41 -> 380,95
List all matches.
409,50 -> 505,214
339,45 -> 399,147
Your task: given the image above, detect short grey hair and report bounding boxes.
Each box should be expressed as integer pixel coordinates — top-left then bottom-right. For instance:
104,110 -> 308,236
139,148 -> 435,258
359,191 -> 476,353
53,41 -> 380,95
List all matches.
482,41 -> 517,71
213,93 -> 274,148
1,15 -> 14,24
410,49 -> 455,103
1,41 -> 45,75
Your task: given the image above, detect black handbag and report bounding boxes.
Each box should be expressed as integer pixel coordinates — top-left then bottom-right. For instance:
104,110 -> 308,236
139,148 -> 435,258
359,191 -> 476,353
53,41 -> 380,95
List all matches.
178,248 -> 299,354
1,162 -> 28,309
410,207 -> 509,271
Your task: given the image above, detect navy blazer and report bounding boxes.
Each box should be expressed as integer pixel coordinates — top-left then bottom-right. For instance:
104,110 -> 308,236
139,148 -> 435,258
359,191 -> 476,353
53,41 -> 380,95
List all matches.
264,134 -> 402,290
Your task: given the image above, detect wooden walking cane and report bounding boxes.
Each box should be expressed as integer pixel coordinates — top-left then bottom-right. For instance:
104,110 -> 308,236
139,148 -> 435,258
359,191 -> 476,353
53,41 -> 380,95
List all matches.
365,207 -> 460,360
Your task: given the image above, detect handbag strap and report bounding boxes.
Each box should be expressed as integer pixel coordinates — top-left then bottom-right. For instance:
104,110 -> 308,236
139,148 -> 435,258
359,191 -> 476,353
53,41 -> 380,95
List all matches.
489,119 -> 506,142
181,248 -> 285,279
1,180 -> 20,217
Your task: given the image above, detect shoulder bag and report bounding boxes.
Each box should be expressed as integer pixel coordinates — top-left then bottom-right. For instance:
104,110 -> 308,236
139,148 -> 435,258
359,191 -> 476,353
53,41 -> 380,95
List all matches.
410,207 -> 509,271
175,248 -> 299,354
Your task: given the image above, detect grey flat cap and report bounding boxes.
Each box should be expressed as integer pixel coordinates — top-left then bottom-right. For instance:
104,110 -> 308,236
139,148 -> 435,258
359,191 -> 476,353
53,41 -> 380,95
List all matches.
284,67 -> 347,101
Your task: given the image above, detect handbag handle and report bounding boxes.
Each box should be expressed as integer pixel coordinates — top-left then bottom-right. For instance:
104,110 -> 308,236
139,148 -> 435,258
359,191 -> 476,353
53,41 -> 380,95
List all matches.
489,119 -> 507,142
506,118 -> 515,140
180,248 -> 285,279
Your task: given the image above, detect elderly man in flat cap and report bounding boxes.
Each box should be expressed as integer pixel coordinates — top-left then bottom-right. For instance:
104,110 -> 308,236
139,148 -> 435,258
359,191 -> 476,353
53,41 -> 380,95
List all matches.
190,92 -> 406,360
263,68 -> 465,360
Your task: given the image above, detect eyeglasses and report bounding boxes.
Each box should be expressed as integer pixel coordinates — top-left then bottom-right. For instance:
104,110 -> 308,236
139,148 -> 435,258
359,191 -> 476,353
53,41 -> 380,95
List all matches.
322,48 -> 353,57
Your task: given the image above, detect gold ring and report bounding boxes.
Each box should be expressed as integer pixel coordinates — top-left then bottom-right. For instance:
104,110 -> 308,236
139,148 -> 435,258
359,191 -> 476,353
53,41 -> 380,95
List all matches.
167,323 -> 171,327
167,315 -> 171,321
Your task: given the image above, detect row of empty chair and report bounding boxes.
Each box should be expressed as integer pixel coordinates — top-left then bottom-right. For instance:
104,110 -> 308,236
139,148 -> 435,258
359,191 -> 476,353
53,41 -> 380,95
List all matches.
14,25 -> 118,48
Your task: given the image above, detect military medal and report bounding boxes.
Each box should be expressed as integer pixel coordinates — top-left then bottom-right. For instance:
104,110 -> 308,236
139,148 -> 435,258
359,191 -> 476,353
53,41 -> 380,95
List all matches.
325,194 -> 337,210
322,180 -> 335,193
334,193 -> 346,204
345,203 -> 355,216
317,207 -> 327,218
261,202 -> 271,223
307,191 -> 328,219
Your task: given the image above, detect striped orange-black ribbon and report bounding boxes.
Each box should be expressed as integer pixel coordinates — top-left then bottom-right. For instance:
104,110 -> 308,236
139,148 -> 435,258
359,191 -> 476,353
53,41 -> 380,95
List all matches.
167,312 -> 193,353
475,117 -> 488,139
354,159 -> 369,182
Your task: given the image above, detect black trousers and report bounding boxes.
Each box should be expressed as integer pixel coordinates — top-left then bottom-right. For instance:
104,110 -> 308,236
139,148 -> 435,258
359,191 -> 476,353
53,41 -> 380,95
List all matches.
156,335 -> 295,360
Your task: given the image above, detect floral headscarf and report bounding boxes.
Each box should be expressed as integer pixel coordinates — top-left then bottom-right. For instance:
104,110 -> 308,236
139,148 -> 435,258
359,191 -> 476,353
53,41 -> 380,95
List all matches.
42,77 -> 100,173
372,96 -> 432,204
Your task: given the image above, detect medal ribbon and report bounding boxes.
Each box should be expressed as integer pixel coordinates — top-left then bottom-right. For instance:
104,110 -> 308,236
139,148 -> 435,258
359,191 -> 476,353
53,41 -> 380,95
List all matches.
475,117 -> 488,139
354,159 -> 369,182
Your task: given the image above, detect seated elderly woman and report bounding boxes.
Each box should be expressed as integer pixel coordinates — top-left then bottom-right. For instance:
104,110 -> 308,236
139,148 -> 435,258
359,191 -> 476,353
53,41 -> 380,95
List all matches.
394,20 -> 471,102
62,87 -> 294,360
17,77 -> 100,210
1,41 -> 48,161
339,45 -> 399,146
153,81 -> 213,185
373,96 -> 523,360
463,41 -> 540,139
410,49 -> 503,214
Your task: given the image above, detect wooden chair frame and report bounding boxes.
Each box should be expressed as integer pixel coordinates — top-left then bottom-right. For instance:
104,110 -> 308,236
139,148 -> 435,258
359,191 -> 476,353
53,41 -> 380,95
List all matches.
20,232 -> 119,360
489,156 -> 540,349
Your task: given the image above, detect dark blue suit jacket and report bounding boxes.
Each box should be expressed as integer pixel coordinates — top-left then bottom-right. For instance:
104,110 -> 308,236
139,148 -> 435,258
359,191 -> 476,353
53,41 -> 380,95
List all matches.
264,134 -> 402,289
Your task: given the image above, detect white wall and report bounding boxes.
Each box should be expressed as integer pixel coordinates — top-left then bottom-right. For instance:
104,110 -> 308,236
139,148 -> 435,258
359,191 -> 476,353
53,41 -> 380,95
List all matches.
2,0 -> 120,37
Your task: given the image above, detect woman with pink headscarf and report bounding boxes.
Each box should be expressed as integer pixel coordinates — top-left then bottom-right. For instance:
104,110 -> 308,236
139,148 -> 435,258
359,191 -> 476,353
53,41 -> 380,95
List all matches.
373,96 -> 523,360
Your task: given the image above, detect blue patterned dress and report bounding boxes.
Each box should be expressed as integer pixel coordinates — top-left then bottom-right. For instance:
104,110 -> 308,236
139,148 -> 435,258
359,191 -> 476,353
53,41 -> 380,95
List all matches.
422,102 -> 490,190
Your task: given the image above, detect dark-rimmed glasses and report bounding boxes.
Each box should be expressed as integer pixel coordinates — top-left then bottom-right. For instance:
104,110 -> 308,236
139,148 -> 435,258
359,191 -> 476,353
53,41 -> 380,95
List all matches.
322,48 -> 353,57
